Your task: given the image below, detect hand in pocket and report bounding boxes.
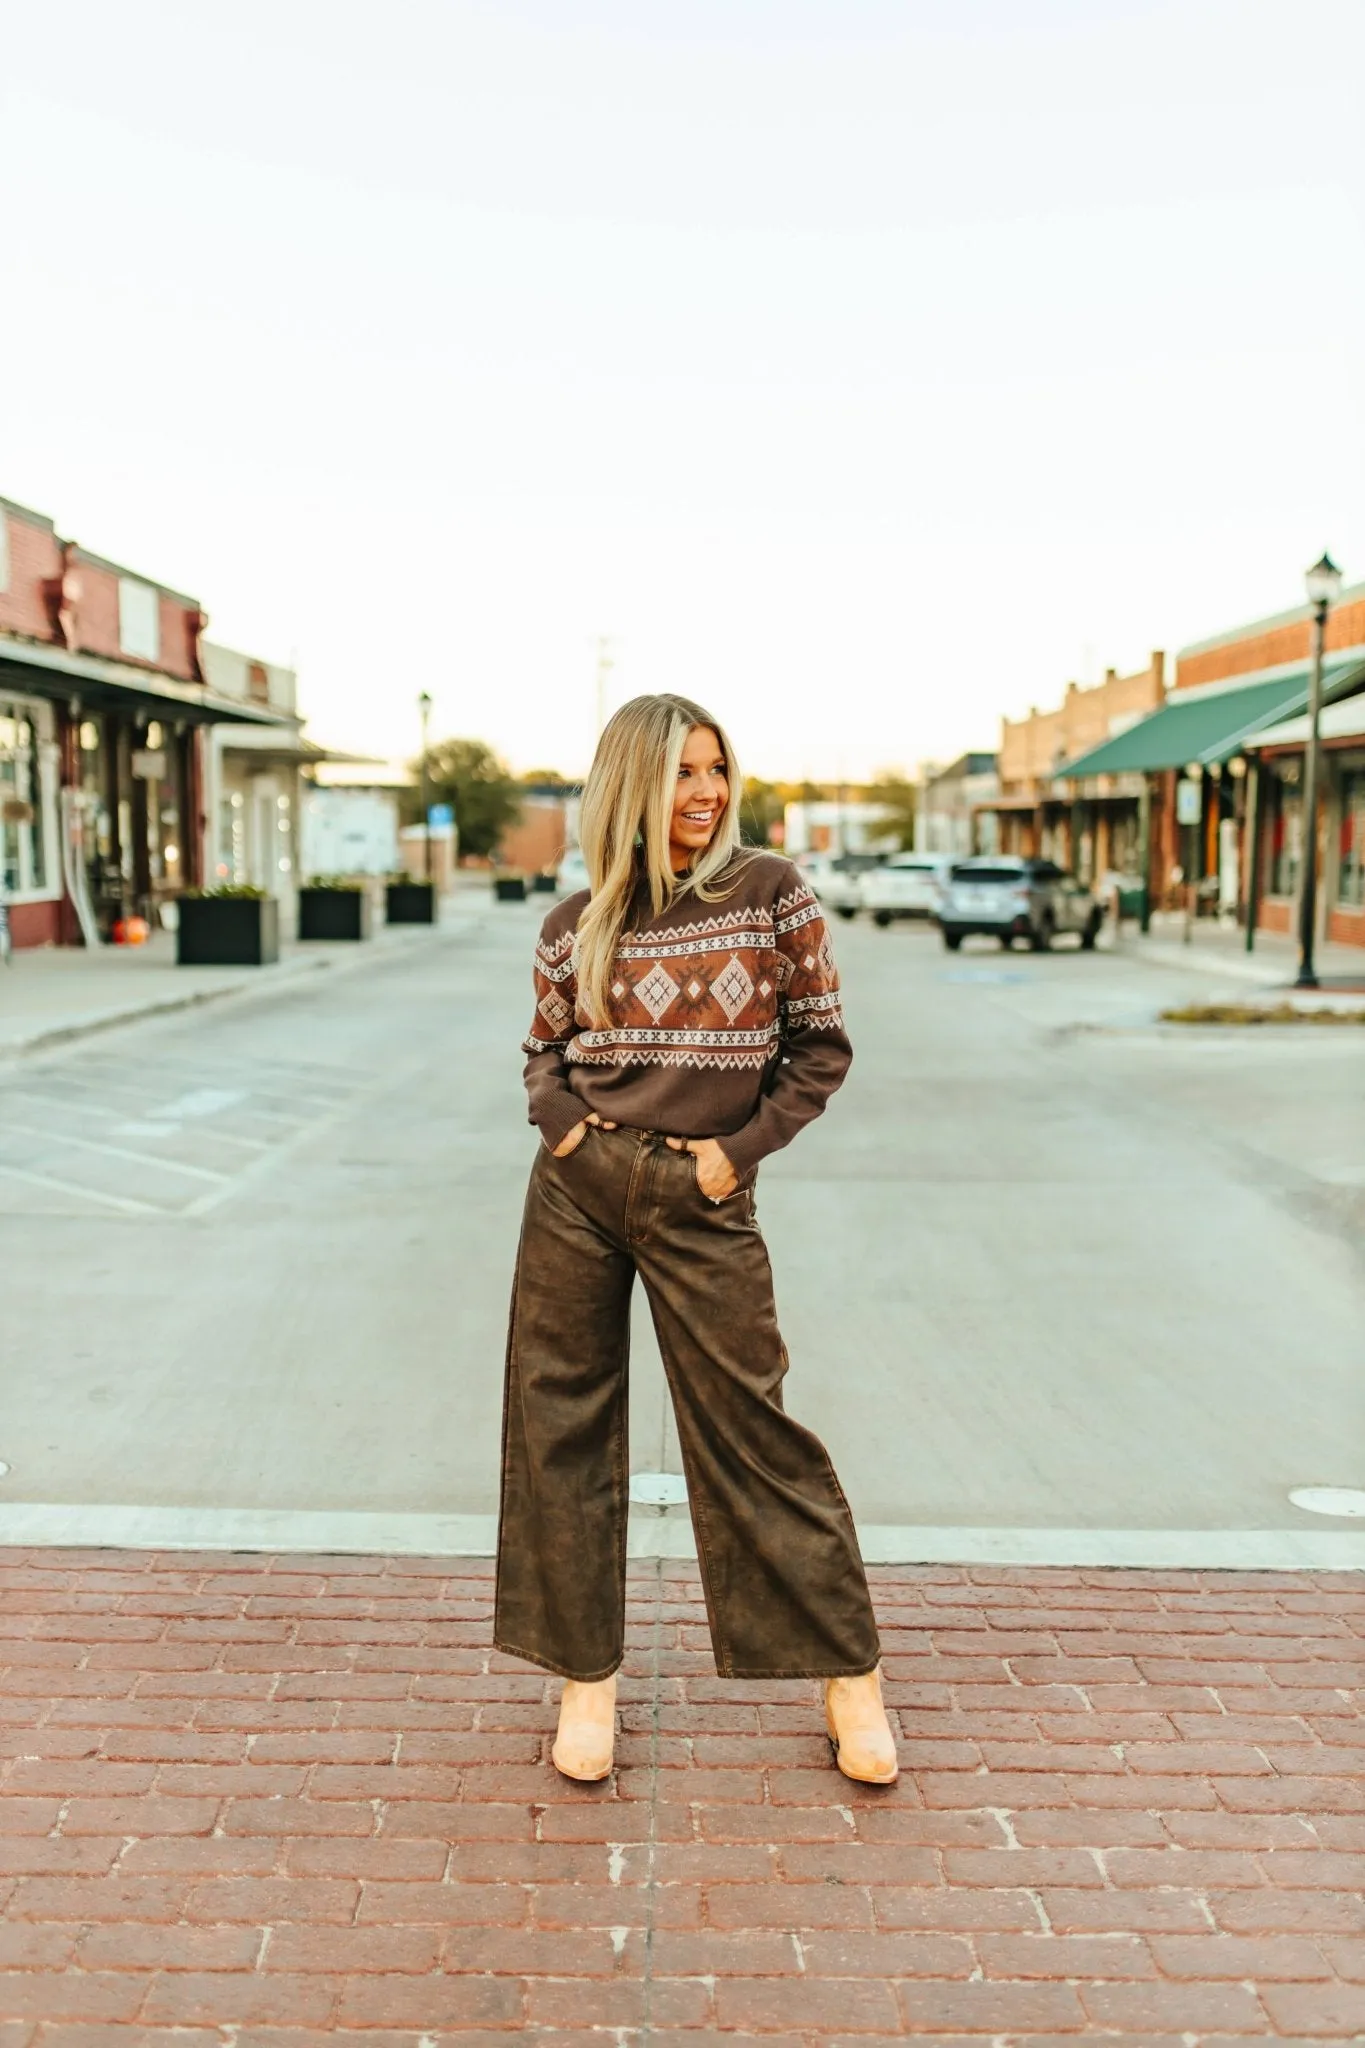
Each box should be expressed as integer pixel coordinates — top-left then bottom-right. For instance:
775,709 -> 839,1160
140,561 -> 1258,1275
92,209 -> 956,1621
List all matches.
551,1110 -> 616,1158
667,1134 -> 738,1201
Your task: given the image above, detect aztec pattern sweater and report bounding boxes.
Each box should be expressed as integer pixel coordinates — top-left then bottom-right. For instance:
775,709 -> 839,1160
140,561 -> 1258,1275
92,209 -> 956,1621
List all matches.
520,852 -> 852,1178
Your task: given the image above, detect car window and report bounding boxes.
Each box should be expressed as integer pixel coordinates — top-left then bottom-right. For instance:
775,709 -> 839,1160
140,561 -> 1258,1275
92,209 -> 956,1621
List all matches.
950,864 -> 1024,884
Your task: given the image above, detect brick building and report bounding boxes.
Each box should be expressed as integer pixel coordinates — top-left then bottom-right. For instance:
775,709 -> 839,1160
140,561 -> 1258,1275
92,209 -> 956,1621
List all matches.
496,782 -> 579,878
1060,589 -> 1365,929
0,493 -> 285,948
980,656 -> 1166,881
917,751 -> 998,857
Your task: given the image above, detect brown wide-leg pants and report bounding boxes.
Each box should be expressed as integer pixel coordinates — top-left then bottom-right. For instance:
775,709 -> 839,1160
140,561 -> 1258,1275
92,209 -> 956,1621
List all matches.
494,1123 -> 880,1682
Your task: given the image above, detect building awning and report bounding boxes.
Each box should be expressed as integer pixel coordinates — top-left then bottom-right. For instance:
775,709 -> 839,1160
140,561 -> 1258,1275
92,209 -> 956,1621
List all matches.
1245,689 -> 1365,752
0,637 -> 292,728
1057,660 -> 1365,779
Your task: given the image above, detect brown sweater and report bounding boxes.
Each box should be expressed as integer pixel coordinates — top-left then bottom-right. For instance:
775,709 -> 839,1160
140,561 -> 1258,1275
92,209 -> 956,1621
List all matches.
520,852 -> 852,1178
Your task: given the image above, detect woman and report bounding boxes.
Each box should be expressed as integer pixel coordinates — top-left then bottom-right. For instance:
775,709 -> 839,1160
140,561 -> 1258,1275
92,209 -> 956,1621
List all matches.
495,693 -> 897,1787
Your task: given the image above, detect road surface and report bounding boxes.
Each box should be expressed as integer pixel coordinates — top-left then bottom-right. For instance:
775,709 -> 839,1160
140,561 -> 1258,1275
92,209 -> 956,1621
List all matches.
1,895 -> 1362,1559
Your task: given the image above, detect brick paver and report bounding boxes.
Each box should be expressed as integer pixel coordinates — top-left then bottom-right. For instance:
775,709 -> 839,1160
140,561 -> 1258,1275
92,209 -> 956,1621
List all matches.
0,1551 -> 1362,2040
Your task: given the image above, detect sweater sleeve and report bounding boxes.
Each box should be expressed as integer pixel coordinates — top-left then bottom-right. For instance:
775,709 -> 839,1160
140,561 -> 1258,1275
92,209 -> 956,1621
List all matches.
520,912 -> 589,1152
714,872 -> 852,1179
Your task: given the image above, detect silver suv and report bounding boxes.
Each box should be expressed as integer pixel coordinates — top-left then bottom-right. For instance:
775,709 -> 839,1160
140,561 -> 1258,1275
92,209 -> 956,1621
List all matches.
938,856 -> 1102,952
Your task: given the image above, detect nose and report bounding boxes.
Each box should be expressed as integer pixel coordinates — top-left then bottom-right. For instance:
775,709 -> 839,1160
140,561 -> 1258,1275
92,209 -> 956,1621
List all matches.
691,773 -> 720,804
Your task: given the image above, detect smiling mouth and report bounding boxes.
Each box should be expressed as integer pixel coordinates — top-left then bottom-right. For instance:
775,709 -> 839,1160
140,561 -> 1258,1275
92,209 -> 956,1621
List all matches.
681,811 -> 716,826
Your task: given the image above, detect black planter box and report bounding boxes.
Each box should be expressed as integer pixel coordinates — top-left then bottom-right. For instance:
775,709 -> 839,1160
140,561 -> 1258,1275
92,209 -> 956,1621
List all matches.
494,876 -> 527,903
298,887 -> 371,941
530,873 -> 558,894
385,881 -> 437,925
177,895 -> 279,967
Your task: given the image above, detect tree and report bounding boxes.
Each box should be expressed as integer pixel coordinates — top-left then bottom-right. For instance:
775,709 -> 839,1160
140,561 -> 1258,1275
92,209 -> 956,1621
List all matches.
863,773 -> 918,851
739,777 -> 785,846
407,738 -> 523,861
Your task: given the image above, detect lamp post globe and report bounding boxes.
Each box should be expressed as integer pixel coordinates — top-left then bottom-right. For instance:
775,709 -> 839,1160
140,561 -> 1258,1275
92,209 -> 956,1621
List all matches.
1304,552 -> 1343,610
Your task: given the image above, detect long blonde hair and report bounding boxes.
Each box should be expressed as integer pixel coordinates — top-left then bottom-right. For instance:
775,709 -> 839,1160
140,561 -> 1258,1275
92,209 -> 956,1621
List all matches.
574,693 -> 752,1027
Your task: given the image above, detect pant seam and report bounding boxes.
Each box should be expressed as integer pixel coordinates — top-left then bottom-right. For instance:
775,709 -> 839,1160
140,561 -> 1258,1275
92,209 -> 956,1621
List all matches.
491,1224 -> 526,1655
651,1334 -> 734,1681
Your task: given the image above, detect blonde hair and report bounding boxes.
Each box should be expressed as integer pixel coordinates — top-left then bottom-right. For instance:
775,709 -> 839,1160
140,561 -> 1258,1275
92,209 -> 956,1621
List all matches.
574,693 -> 753,1028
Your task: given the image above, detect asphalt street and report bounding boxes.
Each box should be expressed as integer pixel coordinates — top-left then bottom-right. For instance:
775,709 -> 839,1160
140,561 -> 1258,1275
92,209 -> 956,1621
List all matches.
1,896 -> 1363,1544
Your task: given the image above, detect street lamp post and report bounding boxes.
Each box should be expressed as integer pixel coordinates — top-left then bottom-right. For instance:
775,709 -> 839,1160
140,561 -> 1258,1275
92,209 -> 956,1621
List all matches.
1294,551 -> 1343,989
417,690 -> 433,884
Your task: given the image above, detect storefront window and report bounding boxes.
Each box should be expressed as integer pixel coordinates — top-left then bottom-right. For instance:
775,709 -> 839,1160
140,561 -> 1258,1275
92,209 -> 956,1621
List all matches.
216,789 -> 247,883
0,702 -> 52,895
1338,766 -> 1365,910
1266,771 -> 1302,897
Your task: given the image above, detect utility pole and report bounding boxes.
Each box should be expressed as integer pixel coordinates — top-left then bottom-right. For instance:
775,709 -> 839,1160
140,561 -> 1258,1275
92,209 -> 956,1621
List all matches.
594,637 -> 615,738
417,691 -> 433,883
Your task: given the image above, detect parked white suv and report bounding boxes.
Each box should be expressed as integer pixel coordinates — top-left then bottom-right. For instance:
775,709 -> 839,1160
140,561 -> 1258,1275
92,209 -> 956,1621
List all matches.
938,856 -> 1103,951
860,854 -> 952,927
800,852 -> 886,920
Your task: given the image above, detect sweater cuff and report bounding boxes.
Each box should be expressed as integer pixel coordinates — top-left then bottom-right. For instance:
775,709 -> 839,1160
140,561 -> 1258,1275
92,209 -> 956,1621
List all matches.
714,1122 -> 769,1182
533,1091 -> 587,1154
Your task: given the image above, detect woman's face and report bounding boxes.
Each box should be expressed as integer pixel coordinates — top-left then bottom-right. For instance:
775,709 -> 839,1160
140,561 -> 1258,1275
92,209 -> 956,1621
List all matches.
668,725 -> 730,867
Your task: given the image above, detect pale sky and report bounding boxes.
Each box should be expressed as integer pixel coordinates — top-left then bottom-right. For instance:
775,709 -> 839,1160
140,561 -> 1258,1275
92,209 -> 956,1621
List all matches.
3,1 -> 1363,782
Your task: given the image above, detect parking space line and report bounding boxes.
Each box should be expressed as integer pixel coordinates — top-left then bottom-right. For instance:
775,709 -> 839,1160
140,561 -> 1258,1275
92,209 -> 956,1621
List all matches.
180,1057 -> 423,1217
0,1120 -> 230,1183
0,1162 -> 160,1214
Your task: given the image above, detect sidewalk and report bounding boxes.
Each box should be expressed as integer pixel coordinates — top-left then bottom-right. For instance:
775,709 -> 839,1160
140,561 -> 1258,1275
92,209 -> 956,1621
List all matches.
0,910 -> 471,1061
0,1548 -> 1362,2040
1114,914 -> 1365,997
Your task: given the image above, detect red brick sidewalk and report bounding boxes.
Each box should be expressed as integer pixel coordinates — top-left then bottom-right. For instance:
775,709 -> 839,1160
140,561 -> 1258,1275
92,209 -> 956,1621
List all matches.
1,1551 -> 1363,2042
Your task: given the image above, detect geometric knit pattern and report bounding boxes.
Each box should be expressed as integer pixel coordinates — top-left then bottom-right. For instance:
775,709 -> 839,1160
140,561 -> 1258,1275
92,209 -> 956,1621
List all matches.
521,861 -> 847,1074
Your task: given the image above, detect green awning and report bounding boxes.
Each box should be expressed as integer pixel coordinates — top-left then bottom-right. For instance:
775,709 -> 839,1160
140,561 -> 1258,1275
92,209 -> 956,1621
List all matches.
1058,660 -> 1364,779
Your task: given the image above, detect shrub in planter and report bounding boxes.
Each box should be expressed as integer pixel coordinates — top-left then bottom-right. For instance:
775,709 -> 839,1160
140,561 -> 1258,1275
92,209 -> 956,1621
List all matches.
178,886 -> 279,967
385,874 -> 437,924
298,878 -> 371,941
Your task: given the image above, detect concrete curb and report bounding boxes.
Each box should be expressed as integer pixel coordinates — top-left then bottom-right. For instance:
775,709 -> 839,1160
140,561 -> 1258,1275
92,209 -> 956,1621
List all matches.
1110,936 -> 1283,987
2,1503 -> 1364,1571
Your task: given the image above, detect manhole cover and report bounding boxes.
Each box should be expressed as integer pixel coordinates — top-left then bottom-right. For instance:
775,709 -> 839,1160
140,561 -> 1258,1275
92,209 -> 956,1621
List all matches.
1288,1486 -> 1365,1518
629,1471 -> 688,1507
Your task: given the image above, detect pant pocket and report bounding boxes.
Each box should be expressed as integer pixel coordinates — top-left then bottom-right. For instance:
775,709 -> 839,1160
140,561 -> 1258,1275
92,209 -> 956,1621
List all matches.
687,1150 -> 753,1213
548,1120 -> 594,1165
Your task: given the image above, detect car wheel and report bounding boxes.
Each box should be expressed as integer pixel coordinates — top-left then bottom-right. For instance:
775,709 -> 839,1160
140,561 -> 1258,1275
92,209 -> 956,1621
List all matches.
1080,911 -> 1100,951
873,910 -> 893,928
836,906 -> 857,920
942,930 -> 962,950
1030,917 -> 1053,953
998,933 -> 1013,950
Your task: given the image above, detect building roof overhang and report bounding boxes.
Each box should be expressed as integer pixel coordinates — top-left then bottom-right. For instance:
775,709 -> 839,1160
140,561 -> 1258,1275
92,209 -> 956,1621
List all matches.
0,636 -> 291,728
1056,658 -> 1365,780
1245,688 -> 1365,753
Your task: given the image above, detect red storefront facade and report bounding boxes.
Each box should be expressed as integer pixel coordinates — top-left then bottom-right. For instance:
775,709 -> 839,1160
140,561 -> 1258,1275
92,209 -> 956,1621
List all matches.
0,493 -> 281,948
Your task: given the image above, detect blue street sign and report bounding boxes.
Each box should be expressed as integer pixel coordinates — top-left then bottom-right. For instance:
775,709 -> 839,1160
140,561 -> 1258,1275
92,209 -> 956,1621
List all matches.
427,803 -> 454,829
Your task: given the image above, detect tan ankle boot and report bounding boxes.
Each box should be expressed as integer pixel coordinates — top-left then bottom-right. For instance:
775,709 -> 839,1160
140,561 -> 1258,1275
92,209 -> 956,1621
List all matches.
825,1668 -> 898,1785
552,1675 -> 617,1782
